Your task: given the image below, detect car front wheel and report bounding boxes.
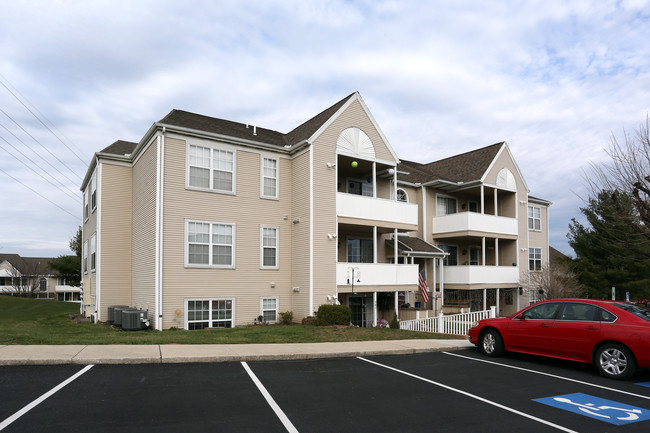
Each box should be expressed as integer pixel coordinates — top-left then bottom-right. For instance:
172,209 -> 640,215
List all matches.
595,343 -> 636,380
480,329 -> 504,357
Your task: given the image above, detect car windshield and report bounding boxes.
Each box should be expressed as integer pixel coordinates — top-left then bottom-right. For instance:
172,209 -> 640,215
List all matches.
613,303 -> 650,322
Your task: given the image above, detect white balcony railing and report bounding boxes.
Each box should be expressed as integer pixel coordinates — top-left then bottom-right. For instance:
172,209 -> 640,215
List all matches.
337,193 -> 418,226
442,265 -> 520,285
432,212 -> 517,236
336,263 -> 418,287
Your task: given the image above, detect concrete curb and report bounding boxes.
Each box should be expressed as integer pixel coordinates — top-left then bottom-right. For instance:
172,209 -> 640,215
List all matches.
0,339 -> 474,366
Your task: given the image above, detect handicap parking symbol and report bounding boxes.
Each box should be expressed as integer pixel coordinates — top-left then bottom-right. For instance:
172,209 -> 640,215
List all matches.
534,393 -> 650,426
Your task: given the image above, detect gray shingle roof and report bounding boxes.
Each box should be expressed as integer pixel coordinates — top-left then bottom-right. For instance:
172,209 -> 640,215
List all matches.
100,140 -> 138,156
0,254 -> 57,275
398,142 -> 504,184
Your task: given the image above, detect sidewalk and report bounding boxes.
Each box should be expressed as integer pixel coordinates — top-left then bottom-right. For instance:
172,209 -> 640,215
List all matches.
0,339 -> 474,365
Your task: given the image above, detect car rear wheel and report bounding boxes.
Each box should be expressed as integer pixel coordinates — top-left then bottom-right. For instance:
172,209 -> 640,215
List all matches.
480,329 -> 504,357
595,343 -> 636,380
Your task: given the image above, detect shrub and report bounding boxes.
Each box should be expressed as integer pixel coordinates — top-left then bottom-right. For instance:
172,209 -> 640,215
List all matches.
278,311 -> 293,325
389,314 -> 399,329
301,316 -> 318,326
317,304 -> 351,326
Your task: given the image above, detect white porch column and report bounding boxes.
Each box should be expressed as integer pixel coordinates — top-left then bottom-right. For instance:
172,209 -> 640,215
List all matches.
480,185 -> 485,214
496,288 -> 500,316
495,238 -> 499,266
372,162 -> 377,198
373,291 -> 377,327
394,228 -> 398,262
373,226 -> 378,264
494,188 -> 498,216
440,258 -> 444,308
483,289 -> 487,311
394,290 -> 399,320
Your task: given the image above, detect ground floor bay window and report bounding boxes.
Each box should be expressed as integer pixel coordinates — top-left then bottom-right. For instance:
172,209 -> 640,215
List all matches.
185,298 -> 234,329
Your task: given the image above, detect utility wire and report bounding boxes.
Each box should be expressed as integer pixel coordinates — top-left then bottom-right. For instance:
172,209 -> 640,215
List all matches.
0,74 -> 88,164
0,107 -> 83,181
0,166 -> 80,220
0,134 -> 82,204
0,120 -> 81,186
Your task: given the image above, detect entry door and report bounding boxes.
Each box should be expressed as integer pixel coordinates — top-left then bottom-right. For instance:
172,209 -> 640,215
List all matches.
350,296 -> 366,327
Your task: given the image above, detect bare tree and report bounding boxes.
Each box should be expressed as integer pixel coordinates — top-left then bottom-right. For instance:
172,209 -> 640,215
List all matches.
585,115 -> 650,258
527,262 -> 583,301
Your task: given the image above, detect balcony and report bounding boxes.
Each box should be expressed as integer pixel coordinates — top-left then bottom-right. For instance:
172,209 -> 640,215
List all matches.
336,263 -> 418,288
432,212 -> 518,237
442,265 -> 520,286
337,193 -> 418,228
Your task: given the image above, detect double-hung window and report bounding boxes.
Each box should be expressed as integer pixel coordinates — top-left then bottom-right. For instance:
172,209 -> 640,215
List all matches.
437,195 -> 457,215
261,226 -> 278,269
91,173 -> 96,211
84,188 -> 89,220
529,247 -> 542,271
186,221 -> 235,268
261,297 -> 278,322
261,157 -> 278,199
83,240 -> 88,273
90,234 -> 96,271
347,238 -> 373,263
528,206 -> 541,231
188,144 -> 234,193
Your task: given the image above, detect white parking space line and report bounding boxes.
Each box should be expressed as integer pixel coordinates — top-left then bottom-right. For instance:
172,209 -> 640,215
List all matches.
358,357 -> 578,433
0,364 -> 94,431
444,352 -> 650,401
241,362 -> 298,433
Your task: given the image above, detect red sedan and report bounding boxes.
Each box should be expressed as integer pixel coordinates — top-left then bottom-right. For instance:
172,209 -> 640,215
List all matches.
468,299 -> 650,379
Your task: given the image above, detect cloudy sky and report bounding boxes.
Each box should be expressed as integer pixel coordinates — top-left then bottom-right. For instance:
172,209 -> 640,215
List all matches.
1,0 -> 649,258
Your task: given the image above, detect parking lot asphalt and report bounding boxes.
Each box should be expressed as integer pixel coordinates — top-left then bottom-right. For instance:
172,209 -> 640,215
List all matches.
3,350 -> 650,432
0,339 -> 474,365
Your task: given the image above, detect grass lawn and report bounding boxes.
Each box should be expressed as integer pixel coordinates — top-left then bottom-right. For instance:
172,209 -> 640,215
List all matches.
0,296 -> 458,345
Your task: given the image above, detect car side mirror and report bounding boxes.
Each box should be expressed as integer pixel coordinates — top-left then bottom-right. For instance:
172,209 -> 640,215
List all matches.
516,313 -> 526,320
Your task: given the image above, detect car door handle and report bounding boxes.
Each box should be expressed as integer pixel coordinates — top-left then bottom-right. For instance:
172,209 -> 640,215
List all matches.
586,326 -> 599,331
539,324 -> 549,328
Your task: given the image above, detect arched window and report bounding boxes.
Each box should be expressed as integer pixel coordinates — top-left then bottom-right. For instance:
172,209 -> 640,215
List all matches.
396,188 -> 408,203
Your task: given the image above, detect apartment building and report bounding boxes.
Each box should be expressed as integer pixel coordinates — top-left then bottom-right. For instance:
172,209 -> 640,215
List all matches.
0,254 -> 81,301
80,92 -> 549,329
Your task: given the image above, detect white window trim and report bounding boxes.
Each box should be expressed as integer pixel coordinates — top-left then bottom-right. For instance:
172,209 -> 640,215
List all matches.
91,172 -> 97,212
185,220 -> 236,269
83,240 -> 88,274
260,296 -> 279,323
90,234 -> 96,272
529,247 -> 542,272
84,188 -> 89,221
184,298 -> 236,330
436,193 -> 458,216
260,156 -> 279,200
528,205 -> 542,231
186,142 -> 236,195
260,225 -> 279,269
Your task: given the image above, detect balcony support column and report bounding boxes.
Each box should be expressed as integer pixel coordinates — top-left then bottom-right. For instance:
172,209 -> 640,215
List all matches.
393,228 -> 398,263
373,226 -> 378,264
480,185 -> 485,214
496,288 -> 500,316
483,289 -> 487,311
495,238 -> 499,266
494,188 -> 498,216
394,290 -> 399,320
482,237 -> 486,266
372,162 -> 377,198
373,291 -> 377,327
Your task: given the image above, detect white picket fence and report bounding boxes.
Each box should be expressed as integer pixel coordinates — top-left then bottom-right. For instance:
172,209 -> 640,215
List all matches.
399,306 -> 496,335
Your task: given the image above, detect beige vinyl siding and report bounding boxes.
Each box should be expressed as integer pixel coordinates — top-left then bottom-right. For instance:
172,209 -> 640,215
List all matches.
81,170 -> 98,318
98,163 -> 133,319
160,136 -> 294,328
290,150 -> 311,318
131,140 -> 158,321
342,100 -> 395,162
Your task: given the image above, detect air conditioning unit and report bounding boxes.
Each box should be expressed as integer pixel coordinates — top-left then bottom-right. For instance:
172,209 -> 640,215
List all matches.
121,309 -> 148,331
107,305 -> 129,323
113,306 -> 133,326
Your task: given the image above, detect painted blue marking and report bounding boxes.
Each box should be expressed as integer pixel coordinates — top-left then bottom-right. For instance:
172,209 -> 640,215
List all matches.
534,393 -> 650,426
636,381 -> 650,388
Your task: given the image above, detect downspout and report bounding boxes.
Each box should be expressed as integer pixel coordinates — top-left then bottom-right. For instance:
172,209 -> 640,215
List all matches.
309,143 -> 314,315
95,161 -> 101,321
159,127 -> 165,330
154,135 -> 160,330
421,186 -> 427,240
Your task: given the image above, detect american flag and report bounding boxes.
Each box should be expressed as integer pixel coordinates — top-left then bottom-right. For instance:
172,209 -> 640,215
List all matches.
418,267 -> 429,304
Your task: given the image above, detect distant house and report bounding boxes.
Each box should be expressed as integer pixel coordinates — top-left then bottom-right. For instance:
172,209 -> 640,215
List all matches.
80,92 -> 550,329
0,254 -> 81,302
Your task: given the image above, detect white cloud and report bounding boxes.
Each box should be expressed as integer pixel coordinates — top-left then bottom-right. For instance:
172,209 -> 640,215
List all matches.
1,0 -> 649,257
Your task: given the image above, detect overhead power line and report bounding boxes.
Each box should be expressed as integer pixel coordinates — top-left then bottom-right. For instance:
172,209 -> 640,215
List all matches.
0,166 -> 80,220
0,74 -> 88,165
